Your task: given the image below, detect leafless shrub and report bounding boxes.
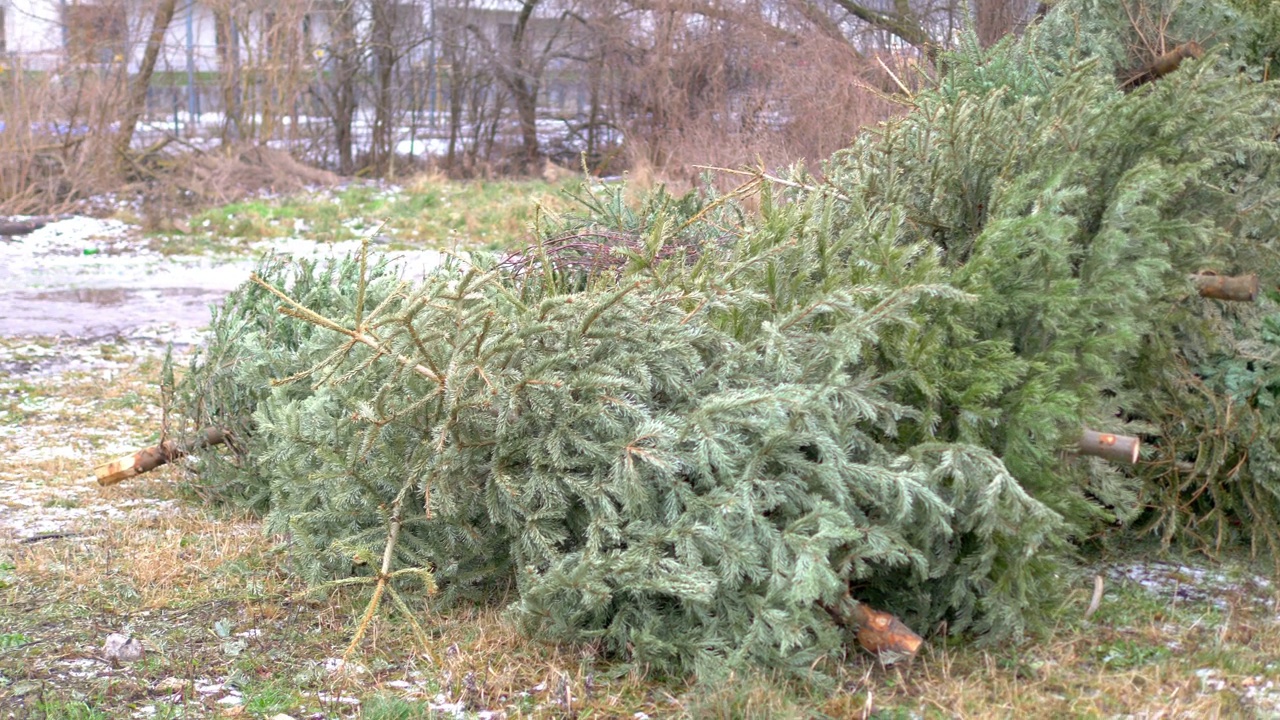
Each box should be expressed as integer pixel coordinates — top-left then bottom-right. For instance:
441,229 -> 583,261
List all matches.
0,0 -> 1044,210
0,58 -> 129,213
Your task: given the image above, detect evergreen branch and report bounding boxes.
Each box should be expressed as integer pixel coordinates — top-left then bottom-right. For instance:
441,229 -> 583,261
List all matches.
362,281 -> 410,327
312,577 -> 378,591
332,343 -> 389,388
342,575 -> 388,662
581,282 -> 642,337
252,273 -> 442,385
355,221 -> 390,327
695,165 -> 854,204
270,337 -> 357,388
386,584 -> 435,662
342,485 -> 409,662
671,171 -> 764,238
399,319 -> 445,379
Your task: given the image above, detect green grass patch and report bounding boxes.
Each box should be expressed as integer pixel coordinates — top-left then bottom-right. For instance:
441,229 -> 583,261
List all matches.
170,176 -> 575,254
242,680 -> 301,714
360,695 -> 436,719
32,700 -> 111,720
0,632 -> 31,649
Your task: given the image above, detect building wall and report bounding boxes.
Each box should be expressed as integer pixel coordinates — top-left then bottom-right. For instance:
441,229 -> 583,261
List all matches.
0,0 -> 335,74
3,0 -> 67,69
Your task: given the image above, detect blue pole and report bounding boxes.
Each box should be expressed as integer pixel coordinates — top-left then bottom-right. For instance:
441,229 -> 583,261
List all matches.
186,0 -> 197,133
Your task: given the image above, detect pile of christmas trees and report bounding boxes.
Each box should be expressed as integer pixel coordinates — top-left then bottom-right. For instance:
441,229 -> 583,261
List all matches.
163,0 -> 1279,678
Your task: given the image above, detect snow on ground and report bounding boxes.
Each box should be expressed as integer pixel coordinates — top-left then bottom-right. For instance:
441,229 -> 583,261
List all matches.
0,215 -> 247,337
0,212 -> 444,337
1110,560 -> 1278,611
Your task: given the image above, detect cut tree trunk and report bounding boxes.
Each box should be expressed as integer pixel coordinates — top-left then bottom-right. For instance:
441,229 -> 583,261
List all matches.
94,427 -> 228,486
1191,273 -> 1259,302
1120,42 -> 1203,92
1079,429 -> 1140,464
822,594 -> 923,662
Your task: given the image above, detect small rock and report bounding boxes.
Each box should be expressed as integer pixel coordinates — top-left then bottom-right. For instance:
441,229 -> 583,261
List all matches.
102,633 -> 145,663
155,677 -> 187,691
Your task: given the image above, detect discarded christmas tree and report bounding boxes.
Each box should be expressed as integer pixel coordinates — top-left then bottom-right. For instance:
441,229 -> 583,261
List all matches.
157,0 -> 1280,679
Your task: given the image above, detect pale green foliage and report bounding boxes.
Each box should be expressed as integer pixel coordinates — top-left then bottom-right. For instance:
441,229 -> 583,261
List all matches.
211,256 -> 1058,676
164,254 -> 401,511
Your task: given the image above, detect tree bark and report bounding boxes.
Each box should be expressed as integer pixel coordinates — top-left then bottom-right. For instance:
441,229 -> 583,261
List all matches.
1191,273 -> 1258,302
1120,42 -> 1203,92
94,427 -> 229,486
822,594 -> 923,662
331,0 -> 361,175
506,0 -> 543,171
215,10 -> 244,144
0,216 -> 69,236
974,0 -> 1025,47
826,0 -> 935,57
115,0 -> 180,164
370,0 -> 398,175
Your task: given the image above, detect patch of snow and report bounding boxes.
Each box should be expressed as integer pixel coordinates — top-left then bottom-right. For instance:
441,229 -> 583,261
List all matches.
322,657 -> 368,675
311,691 -> 361,705
60,657 -> 108,679
15,216 -> 134,251
396,137 -> 451,157
1108,561 -> 1276,611
428,701 -> 467,718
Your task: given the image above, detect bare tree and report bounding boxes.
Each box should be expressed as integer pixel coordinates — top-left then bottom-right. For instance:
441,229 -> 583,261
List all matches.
0,0 -> 1041,210
503,0 -> 545,169
317,0 -> 362,174
974,0 -> 1037,46
116,0 -> 180,160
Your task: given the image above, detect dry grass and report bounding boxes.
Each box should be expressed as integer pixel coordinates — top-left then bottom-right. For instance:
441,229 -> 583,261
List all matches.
3,336 -> 1280,719
146,174 -> 578,257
